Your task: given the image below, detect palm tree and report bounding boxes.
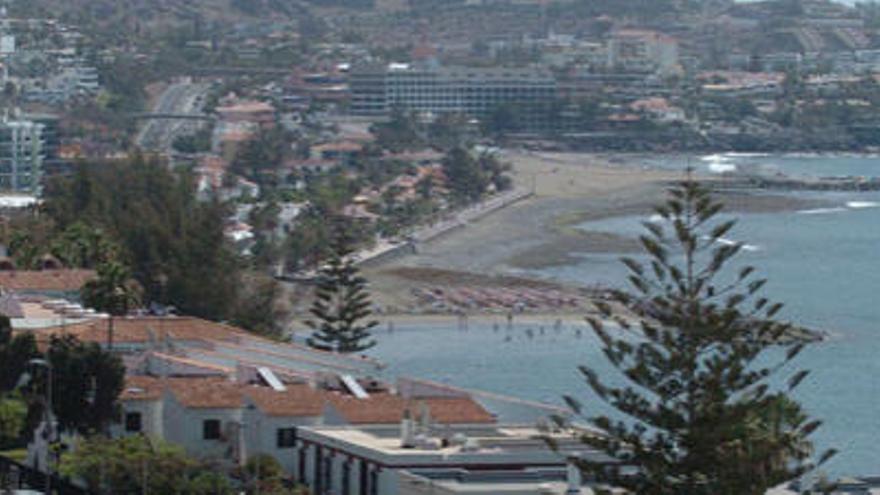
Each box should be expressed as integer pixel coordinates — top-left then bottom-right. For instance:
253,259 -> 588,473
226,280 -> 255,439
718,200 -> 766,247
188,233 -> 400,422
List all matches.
50,223 -> 119,269
81,261 -> 143,350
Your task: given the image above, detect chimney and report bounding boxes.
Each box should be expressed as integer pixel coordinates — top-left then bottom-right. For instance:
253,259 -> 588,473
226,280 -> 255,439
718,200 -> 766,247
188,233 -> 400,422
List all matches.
566,455 -> 582,495
400,408 -> 416,448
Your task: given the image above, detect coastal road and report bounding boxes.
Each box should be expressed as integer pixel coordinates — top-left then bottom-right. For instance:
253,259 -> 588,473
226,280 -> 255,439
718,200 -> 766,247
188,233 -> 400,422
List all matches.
136,81 -> 211,152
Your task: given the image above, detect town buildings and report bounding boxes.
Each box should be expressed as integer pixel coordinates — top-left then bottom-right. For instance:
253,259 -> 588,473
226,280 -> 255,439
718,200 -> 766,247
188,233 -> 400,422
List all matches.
2,290 -> 594,493
606,29 -> 680,77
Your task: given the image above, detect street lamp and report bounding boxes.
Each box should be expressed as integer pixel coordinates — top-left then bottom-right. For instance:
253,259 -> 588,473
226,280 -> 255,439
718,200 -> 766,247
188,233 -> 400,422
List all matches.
29,358 -> 54,495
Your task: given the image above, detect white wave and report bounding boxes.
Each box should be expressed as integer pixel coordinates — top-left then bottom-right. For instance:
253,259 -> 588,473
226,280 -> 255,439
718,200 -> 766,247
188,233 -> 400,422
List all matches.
846,201 -> 879,209
708,162 -> 737,174
797,207 -> 848,215
700,153 -> 730,163
723,152 -> 769,158
711,236 -> 760,252
647,214 -> 665,224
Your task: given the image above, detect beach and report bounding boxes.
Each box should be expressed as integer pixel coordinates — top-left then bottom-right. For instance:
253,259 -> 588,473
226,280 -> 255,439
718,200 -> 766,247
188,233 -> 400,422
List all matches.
358,151 -> 829,316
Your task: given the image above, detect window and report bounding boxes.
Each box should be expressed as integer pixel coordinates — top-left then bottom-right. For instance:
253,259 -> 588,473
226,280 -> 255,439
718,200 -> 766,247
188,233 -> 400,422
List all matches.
277,427 -> 297,448
124,412 -> 142,432
203,419 -> 221,440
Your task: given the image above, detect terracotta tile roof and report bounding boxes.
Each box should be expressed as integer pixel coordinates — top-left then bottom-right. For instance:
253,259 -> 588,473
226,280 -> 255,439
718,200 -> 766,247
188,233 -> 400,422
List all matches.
38,316 -> 251,345
118,374 -> 493,423
120,375 -> 163,401
121,376 -> 327,417
327,392 -> 495,425
313,141 -> 364,153
326,392 -> 406,424
243,384 -> 325,417
422,398 -> 495,424
0,269 -> 96,292
166,376 -> 243,409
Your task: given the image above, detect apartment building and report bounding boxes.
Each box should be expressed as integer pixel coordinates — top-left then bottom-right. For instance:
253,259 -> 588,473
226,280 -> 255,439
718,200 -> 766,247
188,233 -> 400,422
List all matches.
350,63 -> 557,122
296,422 -> 613,495
0,116 -> 46,193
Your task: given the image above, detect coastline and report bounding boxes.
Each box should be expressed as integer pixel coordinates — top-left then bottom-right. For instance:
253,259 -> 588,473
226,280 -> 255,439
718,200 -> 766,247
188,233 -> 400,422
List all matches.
361,150 -> 832,315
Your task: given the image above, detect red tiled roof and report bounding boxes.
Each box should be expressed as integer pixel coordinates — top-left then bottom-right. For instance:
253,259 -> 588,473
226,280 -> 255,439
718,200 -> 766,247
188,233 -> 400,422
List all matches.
0,269 -> 96,292
38,316 -> 251,345
120,375 -> 163,401
313,141 -> 364,153
118,375 -> 494,423
122,376 -> 326,416
167,376 -> 242,409
244,384 -> 325,417
327,392 -> 495,425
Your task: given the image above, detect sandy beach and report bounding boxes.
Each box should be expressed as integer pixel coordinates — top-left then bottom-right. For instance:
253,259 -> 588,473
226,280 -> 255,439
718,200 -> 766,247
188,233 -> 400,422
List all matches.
359,151 -> 827,315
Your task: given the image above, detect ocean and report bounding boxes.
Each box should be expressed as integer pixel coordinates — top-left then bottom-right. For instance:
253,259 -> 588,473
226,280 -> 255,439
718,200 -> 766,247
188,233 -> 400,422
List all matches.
369,154 -> 880,478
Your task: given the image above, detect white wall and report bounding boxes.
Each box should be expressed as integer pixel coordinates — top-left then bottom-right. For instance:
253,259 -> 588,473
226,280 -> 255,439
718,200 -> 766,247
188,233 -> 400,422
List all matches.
163,392 -> 242,461
113,399 -> 163,438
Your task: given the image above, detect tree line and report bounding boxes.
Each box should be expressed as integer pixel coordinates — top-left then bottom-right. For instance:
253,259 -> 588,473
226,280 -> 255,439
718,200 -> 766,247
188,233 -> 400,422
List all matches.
2,154 -> 284,338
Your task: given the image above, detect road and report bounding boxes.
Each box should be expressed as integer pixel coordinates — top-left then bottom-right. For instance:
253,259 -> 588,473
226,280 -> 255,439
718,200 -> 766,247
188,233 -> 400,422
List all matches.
136,81 -> 211,152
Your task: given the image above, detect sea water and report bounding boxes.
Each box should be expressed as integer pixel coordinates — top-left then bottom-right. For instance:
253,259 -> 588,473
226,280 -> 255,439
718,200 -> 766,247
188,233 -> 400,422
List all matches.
369,154 -> 880,478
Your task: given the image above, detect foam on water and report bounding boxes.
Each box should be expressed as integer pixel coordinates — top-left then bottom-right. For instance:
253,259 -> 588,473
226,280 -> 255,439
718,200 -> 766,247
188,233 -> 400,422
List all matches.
724,152 -> 769,158
700,153 -> 729,163
798,207 -> 848,215
705,235 -> 760,252
708,162 -> 737,174
846,201 -> 879,209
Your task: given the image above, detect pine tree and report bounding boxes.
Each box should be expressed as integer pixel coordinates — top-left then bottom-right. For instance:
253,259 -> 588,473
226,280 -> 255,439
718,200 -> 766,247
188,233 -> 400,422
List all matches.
562,178 -> 835,494
305,221 -> 378,354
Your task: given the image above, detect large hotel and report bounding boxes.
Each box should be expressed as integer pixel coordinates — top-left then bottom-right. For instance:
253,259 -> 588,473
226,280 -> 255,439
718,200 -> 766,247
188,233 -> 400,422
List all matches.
349,63 -> 558,120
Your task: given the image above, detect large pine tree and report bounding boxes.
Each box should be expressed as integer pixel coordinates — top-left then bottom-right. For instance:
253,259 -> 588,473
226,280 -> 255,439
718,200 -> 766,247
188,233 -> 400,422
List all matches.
305,220 -> 378,354
563,178 -> 835,494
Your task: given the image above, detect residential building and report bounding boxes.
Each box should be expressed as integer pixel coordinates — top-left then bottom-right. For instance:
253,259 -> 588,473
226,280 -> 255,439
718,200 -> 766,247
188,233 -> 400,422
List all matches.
113,374 -> 501,475
607,29 -> 680,77
296,422 -> 613,495
349,63 -> 557,123
0,116 -> 46,193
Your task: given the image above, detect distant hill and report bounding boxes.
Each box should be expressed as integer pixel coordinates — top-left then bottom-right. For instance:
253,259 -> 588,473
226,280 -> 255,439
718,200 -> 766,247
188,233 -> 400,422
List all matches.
7,0 -> 307,36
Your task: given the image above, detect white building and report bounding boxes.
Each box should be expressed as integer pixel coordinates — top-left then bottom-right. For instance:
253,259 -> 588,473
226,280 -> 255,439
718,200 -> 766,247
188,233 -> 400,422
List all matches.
349,63 -> 557,119
295,422 -> 614,495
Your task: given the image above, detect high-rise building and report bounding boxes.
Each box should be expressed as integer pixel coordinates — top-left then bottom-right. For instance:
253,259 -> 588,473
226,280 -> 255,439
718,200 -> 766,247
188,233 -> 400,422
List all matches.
0,116 -> 46,193
349,63 -> 558,122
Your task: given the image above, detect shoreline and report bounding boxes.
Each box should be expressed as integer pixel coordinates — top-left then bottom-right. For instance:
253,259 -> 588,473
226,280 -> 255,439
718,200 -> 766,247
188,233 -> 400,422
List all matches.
356,150 -> 834,316
281,150 -> 846,344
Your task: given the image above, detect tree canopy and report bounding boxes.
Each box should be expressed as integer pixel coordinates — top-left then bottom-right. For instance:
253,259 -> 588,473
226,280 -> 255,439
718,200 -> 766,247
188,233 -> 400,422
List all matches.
45,335 -> 126,434
562,178 -> 834,494
40,155 -> 241,321
305,219 -> 378,353
60,435 -> 235,494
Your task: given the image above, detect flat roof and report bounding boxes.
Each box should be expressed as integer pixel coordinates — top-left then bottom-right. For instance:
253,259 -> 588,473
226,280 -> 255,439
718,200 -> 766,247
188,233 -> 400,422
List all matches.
299,424 -> 611,466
